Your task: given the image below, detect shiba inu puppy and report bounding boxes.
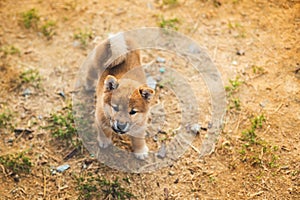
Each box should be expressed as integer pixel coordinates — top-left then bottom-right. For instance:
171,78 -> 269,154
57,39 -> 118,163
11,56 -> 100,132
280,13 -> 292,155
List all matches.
84,33 -> 154,159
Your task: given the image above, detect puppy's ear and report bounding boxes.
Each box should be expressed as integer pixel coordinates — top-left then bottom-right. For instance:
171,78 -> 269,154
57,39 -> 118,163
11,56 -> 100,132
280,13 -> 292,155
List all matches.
139,86 -> 155,101
104,75 -> 119,92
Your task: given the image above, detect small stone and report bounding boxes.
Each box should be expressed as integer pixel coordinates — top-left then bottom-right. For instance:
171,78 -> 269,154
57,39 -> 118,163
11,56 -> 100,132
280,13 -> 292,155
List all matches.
22,88 -> 31,96
191,123 -> 201,134
147,76 -> 157,90
156,57 -> 166,63
153,134 -> 158,142
13,174 -> 20,182
7,138 -> 14,143
157,143 -> 166,158
56,164 -> 70,173
236,49 -> 245,56
73,41 -> 81,47
168,171 -> 175,176
259,100 -> 268,108
58,91 -> 65,99
159,67 -> 165,73
232,61 -> 238,66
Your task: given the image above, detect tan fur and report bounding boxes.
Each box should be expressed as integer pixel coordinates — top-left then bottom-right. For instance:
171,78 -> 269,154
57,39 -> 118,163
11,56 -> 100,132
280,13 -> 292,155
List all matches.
85,33 -> 154,159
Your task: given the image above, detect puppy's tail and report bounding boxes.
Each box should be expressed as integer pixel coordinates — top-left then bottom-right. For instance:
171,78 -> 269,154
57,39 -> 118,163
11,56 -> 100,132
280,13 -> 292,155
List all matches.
104,32 -> 128,68
83,32 -> 132,91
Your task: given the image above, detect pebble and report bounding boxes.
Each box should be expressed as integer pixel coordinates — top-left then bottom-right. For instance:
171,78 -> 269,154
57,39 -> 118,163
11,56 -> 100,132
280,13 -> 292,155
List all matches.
157,143 -> 166,158
232,61 -> 238,66
191,123 -> 201,134
236,49 -> 245,56
159,67 -> 165,73
73,41 -> 81,48
147,76 -> 157,90
56,164 -> 70,173
168,171 -> 175,176
22,88 -> 31,96
156,57 -> 166,63
58,91 -> 65,99
259,100 -> 268,108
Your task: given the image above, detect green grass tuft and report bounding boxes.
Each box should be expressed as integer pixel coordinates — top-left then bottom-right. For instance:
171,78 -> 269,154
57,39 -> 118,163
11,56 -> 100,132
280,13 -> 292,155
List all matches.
0,152 -> 32,175
21,8 -> 40,29
41,20 -> 56,39
76,175 -> 135,200
158,16 -> 179,30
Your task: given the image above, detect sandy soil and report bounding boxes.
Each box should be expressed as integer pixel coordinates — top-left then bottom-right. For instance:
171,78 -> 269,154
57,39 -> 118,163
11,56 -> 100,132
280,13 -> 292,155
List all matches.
0,0 -> 299,199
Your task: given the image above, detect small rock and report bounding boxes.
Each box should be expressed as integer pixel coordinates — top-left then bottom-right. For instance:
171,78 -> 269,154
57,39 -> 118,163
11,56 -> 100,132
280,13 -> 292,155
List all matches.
147,76 -> 157,90
236,49 -> 245,56
57,91 -> 65,99
56,164 -> 70,173
157,143 -> 166,159
22,88 -> 31,96
73,41 -> 81,48
7,138 -> 14,144
191,123 -> 201,134
153,134 -> 158,142
232,61 -> 238,66
156,57 -> 166,63
159,67 -> 165,73
259,100 -> 268,108
168,171 -> 175,176
13,174 -> 20,182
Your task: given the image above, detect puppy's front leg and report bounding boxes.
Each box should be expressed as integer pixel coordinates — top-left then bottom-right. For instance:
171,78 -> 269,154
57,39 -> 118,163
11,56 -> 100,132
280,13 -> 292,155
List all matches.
131,136 -> 149,160
97,125 -> 112,148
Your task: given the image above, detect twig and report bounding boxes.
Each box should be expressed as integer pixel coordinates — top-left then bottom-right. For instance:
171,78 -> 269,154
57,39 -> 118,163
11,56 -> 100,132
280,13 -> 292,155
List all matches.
249,191 -> 264,199
190,144 -> 201,154
273,103 -> 283,113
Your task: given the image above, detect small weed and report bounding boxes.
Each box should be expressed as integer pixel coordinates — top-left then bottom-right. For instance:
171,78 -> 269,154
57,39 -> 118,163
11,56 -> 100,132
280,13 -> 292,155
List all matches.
158,16 -> 179,30
76,175 -> 134,200
74,30 -> 93,48
229,97 -> 241,110
162,0 -> 178,6
41,20 -> 56,39
225,77 -> 242,92
19,69 -> 41,88
252,65 -> 265,74
241,114 -> 265,144
0,109 -> 13,129
43,104 -> 79,147
158,77 -> 176,88
0,152 -> 32,175
228,21 -> 246,38
239,114 -> 279,169
21,8 -> 39,29
0,45 -> 21,56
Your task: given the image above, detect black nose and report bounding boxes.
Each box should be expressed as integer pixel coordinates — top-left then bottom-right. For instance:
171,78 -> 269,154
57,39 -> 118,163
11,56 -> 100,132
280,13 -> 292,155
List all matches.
116,121 -> 128,131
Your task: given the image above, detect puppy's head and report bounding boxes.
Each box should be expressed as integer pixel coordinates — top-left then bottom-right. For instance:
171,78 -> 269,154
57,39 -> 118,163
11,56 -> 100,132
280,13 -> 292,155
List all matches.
103,75 -> 154,134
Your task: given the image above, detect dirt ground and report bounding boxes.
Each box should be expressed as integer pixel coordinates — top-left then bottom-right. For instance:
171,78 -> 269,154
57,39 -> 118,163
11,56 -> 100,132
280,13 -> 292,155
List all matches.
0,0 -> 299,199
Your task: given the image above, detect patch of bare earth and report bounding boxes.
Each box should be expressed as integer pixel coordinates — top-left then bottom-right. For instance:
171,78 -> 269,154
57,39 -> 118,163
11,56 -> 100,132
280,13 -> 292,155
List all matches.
0,0 -> 299,199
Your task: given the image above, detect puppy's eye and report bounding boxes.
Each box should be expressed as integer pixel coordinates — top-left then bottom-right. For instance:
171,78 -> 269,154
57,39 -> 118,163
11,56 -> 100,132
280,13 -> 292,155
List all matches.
112,105 -> 119,112
129,109 -> 137,115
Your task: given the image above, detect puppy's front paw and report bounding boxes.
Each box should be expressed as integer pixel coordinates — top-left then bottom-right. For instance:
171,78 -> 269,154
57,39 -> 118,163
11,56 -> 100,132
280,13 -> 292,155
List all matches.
98,136 -> 112,148
134,146 -> 149,160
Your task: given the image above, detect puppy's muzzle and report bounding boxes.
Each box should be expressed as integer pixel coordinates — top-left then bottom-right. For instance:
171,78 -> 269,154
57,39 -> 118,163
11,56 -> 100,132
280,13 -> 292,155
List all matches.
112,120 -> 129,134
